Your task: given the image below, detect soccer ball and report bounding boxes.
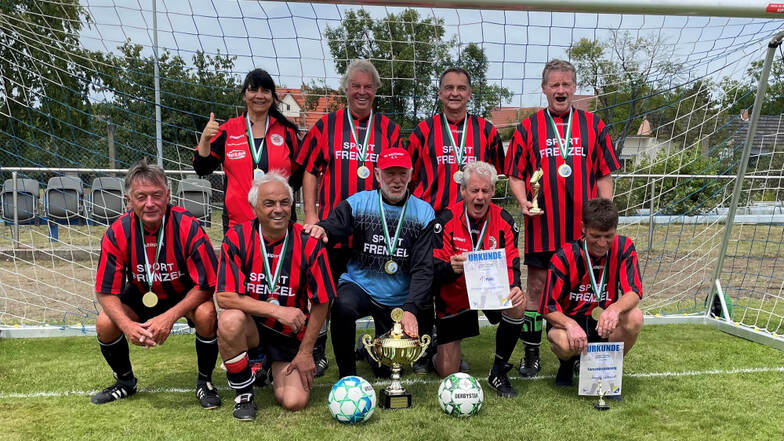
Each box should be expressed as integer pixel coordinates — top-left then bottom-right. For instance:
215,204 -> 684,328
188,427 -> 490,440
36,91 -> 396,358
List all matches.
328,376 -> 376,424
437,373 -> 484,417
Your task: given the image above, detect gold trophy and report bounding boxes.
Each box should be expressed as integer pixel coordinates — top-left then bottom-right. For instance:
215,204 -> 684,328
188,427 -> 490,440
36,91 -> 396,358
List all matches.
362,308 -> 431,409
594,381 -> 610,411
529,168 -> 544,214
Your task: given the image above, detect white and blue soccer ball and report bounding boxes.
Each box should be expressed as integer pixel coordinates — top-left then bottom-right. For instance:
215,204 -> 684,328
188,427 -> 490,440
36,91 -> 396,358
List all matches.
437,372 -> 484,418
328,376 -> 377,424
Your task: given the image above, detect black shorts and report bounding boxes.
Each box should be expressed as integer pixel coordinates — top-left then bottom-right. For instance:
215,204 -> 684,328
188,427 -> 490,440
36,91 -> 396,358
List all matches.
546,315 -> 607,343
119,285 -> 194,326
524,251 -> 555,269
436,309 -> 503,345
255,321 -> 301,363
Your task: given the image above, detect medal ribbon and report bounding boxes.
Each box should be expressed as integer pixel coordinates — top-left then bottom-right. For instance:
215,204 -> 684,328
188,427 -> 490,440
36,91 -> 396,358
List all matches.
346,109 -> 374,164
257,223 -> 290,295
245,112 -> 270,169
581,239 -> 609,306
377,190 -> 409,257
442,113 -> 468,167
463,203 -> 489,252
138,214 -> 165,291
546,108 -> 573,163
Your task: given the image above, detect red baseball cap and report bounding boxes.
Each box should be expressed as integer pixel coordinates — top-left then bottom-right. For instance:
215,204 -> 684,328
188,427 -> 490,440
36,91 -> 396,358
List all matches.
377,148 -> 412,170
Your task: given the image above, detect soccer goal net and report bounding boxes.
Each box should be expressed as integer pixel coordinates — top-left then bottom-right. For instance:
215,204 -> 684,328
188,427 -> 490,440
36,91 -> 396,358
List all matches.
1,1 -> 783,344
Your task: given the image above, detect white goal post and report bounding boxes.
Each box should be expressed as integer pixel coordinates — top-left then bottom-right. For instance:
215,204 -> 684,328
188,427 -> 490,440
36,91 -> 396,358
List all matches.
1,1 -> 783,349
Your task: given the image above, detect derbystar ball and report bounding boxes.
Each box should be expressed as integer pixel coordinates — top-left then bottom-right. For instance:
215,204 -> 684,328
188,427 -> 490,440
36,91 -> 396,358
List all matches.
328,376 -> 376,424
437,372 -> 484,417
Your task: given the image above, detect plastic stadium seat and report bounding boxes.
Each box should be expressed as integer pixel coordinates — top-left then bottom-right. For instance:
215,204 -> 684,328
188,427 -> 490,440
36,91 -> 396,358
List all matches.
45,176 -> 85,224
177,178 -> 212,227
1,178 -> 40,224
90,177 -> 125,224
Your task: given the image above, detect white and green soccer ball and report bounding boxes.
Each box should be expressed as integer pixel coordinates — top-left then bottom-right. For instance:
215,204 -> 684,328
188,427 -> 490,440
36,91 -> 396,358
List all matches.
328,376 -> 376,424
437,372 -> 484,418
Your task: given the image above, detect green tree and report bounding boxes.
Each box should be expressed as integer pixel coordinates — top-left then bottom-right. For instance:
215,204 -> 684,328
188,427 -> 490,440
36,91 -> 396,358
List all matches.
718,57 -> 784,116
0,0 -> 98,168
615,144 -> 723,216
567,32 -> 683,155
324,9 -> 511,131
89,42 -> 240,167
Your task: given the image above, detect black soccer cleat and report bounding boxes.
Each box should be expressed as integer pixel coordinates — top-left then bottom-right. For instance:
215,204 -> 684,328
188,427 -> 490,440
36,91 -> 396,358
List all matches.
518,346 -> 541,378
459,358 -> 471,373
488,363 -> 518,398
91,378 -> 137,405
232,393 -> 256,421
251,361 -> 271,387
313,347 -> 329,378
195,381 -> 221,409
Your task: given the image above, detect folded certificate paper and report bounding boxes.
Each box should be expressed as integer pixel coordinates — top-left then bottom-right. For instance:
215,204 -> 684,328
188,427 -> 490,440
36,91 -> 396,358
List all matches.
463,249 -> 511,310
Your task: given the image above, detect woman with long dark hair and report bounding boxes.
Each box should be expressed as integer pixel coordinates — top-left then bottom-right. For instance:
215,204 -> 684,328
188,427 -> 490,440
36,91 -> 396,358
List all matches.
194,68 -> 302,232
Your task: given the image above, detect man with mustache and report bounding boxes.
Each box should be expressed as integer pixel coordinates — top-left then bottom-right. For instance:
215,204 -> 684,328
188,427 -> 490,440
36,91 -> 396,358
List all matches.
304,148 -> 435,379
506,59 -> 620,378
215,172 -> 335,420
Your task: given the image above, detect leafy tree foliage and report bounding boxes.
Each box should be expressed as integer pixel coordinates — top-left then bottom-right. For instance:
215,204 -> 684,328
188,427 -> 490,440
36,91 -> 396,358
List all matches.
325,9 -> 511,131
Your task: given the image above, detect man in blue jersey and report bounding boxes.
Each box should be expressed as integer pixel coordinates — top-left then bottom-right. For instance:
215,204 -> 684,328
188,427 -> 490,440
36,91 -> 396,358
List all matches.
304,148 -> 435,378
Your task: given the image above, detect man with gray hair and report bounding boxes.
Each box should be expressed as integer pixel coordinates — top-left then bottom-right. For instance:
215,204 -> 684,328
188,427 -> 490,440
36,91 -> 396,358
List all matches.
431,160 -> 526,398
295,58 -> 402,376
215,172 -> 336,420
506,58 -> 620,378
93,159 -> 221,409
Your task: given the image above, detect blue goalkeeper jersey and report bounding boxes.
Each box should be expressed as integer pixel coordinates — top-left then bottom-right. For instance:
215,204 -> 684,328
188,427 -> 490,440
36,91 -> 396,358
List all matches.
318,190 -> 435,314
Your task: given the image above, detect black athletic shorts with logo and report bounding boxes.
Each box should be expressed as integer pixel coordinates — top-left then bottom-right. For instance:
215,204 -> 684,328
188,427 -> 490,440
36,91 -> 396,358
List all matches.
436,309 -> 504,345
254,320 -> 301,363
524,251 -> 555,269
546,314 -> 607,343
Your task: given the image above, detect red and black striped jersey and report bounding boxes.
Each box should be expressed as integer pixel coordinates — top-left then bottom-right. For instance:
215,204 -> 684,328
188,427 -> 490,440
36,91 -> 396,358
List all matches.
295,108 -> 401,220
408,114 -> 505,212
217,220 -> 336,341
95,205 -> 218,303
432,201 -> 521,318
192,114 -> 301,231
505,108 -> 619,253
540,235 -> 642,317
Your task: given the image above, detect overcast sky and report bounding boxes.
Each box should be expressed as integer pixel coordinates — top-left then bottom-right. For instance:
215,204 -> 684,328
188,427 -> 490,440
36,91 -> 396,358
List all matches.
79,0 -> 784,107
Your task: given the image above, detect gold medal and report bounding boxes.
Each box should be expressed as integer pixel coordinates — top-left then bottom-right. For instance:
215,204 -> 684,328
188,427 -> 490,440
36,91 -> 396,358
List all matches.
452,170 -> 464,184
254,168 -> 265,180
357,165 -> 371,179
142,291 -> 158,308
558,163 -> 572,178
591,306 -> 604,321
384,259 -> 399,275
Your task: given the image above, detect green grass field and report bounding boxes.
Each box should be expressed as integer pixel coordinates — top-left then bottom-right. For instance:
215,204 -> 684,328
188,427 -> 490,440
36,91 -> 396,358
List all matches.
1,324 -> 782,441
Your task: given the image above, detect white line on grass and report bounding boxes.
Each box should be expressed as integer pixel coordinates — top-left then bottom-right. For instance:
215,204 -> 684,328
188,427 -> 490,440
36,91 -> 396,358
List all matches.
1,366 -> 782,399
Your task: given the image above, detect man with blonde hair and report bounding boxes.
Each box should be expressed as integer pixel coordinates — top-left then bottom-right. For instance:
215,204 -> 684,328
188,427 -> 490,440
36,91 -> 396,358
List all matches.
296,59 -> 402,376
506,59 -> 620,378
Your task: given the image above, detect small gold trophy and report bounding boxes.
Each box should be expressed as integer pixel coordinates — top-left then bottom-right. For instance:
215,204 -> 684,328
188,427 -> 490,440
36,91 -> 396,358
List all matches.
362,308 -> 431,409
529,167 -> 544,214
594,381 -> 610,411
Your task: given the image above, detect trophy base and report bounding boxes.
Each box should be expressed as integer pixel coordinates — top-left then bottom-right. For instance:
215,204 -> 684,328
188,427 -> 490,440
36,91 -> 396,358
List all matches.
380,389 -> 412,409
593,400 -> 610,411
